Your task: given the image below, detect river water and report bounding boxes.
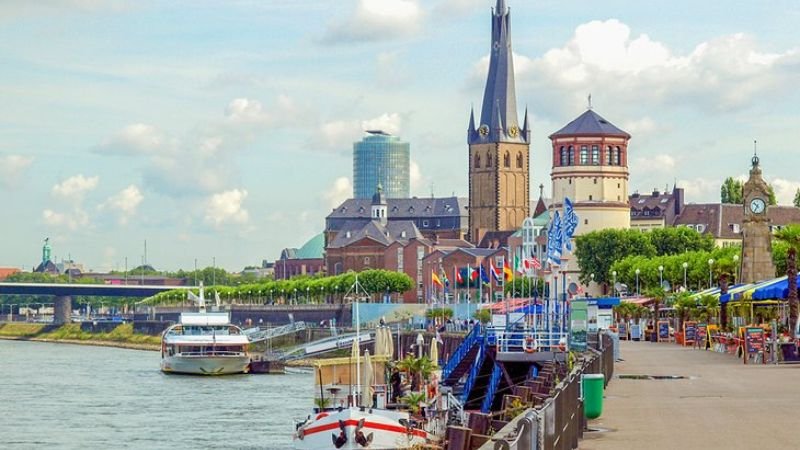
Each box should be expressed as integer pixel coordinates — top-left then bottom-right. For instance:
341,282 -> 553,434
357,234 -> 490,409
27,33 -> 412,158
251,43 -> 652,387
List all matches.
1,340 -> 313,449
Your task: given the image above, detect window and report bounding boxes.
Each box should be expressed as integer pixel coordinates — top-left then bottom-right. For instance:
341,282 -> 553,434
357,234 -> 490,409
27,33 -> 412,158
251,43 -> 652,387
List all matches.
474,154 -> 481,168
417,247 -> 425,260
503,152 -> 510,168
593,178 -> 597,184
605,146 -> 612,165
487,153 -> 493,167
589,195 -> 593,200
364,257 -> 371,265
568,146 -> 575,165
617,183 -> 621,189
397,248 -> 404,271
516,152 -> 523,168
560,146 -> 567,166
422,220 -> 429,227
591,145 -> 599,165
580,146 -> 588,165
584,219 -> 588,225
569,178 -> 572,184
614,146 -> 621,165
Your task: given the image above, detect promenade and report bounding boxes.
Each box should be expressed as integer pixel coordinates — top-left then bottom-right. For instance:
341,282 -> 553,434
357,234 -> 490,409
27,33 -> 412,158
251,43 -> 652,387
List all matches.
582,340 -> 799,450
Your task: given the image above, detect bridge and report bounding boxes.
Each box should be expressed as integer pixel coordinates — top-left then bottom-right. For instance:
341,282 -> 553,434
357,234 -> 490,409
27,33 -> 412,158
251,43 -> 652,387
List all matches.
0,282 -> 192,324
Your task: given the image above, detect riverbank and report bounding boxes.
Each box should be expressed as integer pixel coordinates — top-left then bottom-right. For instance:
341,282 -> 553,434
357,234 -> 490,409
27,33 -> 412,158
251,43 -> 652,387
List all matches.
0,323 -> 161,351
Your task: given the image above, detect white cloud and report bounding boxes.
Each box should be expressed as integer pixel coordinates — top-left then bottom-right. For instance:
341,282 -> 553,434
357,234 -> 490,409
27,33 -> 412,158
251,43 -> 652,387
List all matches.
322,0 -> 424,44
42,208 -> 89,231
0,154 -> 34,189
769,178 -> 800,206
52,174 -> 99,201
409,159 -> 425,194
204,189 -> 250,228
362,113 -> 402,135
631,153 -> 676,173
510,19 -> 800,115
100,185 -> 143,224
322,177 -> 353,209
319,113 -> 403,151
96,123 -> 171,155
678,177 -> 719,203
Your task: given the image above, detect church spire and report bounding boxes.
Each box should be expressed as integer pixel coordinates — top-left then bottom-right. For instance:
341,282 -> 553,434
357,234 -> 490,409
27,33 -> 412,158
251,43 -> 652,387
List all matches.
470,0 -> 521,144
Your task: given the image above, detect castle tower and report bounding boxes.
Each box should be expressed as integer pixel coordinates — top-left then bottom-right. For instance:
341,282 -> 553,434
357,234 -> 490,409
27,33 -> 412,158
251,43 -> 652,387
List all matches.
740,152 -> 775,283
468,0 -> 530,244
549,108 -> 631,235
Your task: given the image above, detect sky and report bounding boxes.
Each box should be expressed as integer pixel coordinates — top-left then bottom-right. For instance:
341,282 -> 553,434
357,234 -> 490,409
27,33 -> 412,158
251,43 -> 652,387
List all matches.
1,0 -> 799,272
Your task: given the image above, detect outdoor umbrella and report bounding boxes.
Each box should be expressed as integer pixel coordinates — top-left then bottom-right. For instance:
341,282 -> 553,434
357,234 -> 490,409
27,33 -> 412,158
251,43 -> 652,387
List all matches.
385,326 -> 395,359
351,335 -> 360,405
360,349 -> 373,408
429,337 -> 439,367
374,327 -> 385,356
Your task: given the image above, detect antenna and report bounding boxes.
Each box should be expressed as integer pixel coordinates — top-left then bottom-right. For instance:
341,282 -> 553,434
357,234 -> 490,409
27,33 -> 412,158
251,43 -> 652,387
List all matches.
587,93 -> 592,110
753,139 -> 758,156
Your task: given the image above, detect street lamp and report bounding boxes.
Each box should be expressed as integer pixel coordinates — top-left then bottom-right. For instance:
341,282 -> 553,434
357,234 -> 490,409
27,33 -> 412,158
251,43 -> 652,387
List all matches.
658,265 -> 664,289
590,273 -> 595,292
294,288 -> 298,304
320,286 -> 325,304
611,270 -> 617,295
635,268 -> 640,295
708,258 -> 715,289
733,254 -> 739,284
306,286 -> 310,304
335,285 -> 340,304
682,262 -> 689,290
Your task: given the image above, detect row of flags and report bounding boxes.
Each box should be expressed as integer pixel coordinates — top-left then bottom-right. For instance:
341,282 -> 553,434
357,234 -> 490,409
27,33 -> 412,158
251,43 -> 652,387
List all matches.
431,256 -> 543,289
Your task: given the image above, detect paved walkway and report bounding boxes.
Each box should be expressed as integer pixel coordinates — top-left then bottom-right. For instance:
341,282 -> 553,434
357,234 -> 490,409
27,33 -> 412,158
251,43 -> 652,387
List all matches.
582,340 -> 800,450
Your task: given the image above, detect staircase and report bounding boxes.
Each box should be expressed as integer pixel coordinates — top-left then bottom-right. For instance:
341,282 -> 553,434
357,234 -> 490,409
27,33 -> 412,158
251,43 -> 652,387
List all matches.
442,325 -> 483,385
480,363 -> 503,413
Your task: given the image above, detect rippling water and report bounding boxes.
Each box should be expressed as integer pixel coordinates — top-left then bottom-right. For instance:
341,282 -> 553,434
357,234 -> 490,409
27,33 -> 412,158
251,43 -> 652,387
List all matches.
1,340 -> 313,449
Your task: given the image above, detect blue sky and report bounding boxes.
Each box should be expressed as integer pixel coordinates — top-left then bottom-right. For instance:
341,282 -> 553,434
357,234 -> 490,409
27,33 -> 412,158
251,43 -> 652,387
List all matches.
1,0 -> 799,272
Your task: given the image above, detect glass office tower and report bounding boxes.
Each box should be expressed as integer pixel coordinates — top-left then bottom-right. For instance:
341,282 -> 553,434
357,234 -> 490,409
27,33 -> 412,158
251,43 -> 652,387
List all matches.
353,131 -> 410,199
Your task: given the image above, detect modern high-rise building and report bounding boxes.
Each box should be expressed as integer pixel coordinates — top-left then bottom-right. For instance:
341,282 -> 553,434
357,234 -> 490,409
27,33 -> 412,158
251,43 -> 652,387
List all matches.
467,0 -> 531,245
353,130 -> 410,199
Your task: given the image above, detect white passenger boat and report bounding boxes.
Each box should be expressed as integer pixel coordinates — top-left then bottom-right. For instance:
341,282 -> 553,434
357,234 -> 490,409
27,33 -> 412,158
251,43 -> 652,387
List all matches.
160,284 -> 250,375
293,406 -> 427,450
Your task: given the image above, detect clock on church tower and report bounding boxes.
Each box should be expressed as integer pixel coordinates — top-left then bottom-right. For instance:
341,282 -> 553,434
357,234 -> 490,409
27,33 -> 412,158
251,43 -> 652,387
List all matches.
740,152 -> 775,283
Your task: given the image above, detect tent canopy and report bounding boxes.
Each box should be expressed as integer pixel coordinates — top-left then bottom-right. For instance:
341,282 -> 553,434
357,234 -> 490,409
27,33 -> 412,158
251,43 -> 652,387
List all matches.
751,275 -> 800,300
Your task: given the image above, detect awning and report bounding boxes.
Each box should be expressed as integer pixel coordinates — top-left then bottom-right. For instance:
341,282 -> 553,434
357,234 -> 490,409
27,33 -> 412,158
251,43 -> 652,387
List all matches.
750,275 -> 800,300
622,296 -> 653,305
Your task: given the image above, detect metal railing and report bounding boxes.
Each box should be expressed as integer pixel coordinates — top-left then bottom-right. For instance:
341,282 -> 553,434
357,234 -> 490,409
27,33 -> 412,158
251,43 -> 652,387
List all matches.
493,329 -> 570,353
480,363 -> 503,413
442,324 -> 482,381
461,341 -> 486,404
243,321 -> 307,342
177,351 -> 247,357
478,332 -> 615,450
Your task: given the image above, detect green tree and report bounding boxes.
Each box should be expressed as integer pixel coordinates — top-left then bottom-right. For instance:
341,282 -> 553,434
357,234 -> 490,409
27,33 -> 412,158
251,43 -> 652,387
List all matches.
648,227 -> 714,256
473,308 -> 491,324
768,185 -> 777,205
721,177 -> 744,204
794,189 -> 800,208
774,225 -> 800,338
575,229 -> 656,288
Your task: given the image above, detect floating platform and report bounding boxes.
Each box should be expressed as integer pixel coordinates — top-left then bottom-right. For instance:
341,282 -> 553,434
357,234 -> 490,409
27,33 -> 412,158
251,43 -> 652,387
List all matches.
248,358 -> 285,374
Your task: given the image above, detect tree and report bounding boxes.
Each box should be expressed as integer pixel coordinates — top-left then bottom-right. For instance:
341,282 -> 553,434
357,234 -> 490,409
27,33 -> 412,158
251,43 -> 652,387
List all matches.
575,229 -> 656,287
648,227 -> 714,256
768,184 -> 777,206
473,309 -> 491,324
714,258 -> 736,330
794,189 -> 800,208
774,225 -> 800,338
721,177 -> 743,204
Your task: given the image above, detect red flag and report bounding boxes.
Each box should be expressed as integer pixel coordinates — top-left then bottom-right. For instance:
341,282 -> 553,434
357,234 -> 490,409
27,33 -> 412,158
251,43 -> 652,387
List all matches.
470,267 -> 478,281
456,269 -> 464,284
531,256 -> 542,270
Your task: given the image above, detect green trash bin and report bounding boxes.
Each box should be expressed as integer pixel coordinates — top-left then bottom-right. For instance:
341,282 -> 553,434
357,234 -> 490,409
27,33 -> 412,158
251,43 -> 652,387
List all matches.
582,373 -> 605,419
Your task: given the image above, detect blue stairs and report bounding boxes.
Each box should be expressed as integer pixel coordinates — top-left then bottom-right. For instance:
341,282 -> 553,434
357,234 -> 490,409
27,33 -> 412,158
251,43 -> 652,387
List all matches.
460,340 -> 487,404
442,325 -> 483,385
481,363 -> 503,413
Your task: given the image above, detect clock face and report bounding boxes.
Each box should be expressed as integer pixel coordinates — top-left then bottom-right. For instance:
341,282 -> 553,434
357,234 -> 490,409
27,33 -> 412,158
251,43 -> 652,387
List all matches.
508,126 -> 519,137
750,198 -> 766,214
478,125 -> 489,137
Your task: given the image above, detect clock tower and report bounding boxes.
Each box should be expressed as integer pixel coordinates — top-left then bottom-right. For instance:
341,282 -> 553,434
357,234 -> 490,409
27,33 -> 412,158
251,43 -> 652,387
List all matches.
467,0 -> 530,244
740,152 -> 775,283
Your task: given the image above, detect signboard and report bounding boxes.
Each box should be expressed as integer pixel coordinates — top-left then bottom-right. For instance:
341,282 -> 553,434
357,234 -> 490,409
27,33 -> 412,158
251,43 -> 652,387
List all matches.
569,300 -> 588,352
491,314 -> 507,328
617,322 -> 628,340
684,321 -> 697,347
695,323 -> 708,350
745,327 -> 764,353
657,320 -> 670,342
630,324 -> 642,341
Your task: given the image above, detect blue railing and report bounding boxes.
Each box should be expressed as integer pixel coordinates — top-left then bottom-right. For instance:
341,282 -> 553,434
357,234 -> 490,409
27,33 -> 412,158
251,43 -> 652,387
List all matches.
481,363 -> 503,413
442,324 -> 482,381
460,338 -> 487,404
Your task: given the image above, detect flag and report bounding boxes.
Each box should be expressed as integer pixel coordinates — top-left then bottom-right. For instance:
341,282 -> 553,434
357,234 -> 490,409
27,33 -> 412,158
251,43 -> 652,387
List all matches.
514,255 -> 525,274
432,271 -> 443,287
547,211 -> 563,266
503,260 -> 513,282
479,265 -> 490,284
456,269 -> 464,285
489,262 -> 502,282
562,197 -> 579,252
442,271 -> 450,289
470,266 -> 479,281
531,256 -> 542,270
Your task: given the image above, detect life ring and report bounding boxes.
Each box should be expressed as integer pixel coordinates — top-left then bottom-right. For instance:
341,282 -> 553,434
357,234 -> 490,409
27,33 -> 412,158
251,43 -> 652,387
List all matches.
523,336 -> 537,353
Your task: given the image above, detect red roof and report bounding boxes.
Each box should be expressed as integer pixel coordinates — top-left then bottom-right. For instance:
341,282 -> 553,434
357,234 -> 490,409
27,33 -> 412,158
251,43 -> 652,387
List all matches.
0,268 -> 21,281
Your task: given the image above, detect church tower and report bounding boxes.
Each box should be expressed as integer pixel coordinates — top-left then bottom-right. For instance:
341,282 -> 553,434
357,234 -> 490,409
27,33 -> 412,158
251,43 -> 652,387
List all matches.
549,108 -> 632,234
468,0 -> 530,244
740,151 -> 775,283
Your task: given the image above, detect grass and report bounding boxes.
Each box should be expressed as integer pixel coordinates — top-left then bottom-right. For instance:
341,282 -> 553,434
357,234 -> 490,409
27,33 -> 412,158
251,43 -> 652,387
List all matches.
0,323 -> 161,346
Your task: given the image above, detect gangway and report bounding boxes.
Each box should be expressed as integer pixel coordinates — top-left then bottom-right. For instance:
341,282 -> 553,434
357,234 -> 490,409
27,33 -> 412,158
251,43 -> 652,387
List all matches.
277,331 -> 374,361
244,321 -> 307,343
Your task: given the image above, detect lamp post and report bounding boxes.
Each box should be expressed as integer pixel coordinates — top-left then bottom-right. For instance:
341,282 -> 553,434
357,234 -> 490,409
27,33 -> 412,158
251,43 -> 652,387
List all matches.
612,270 -> 617,295
708,258 -> 715,289
658,265 -> 664,289
682,262 -> 688,290
733,254 -> 739,284
269,289 -> 273,304
635,268 -> 640,296
590,273 -> 595,294
335,285 -> 340,304
306,286 -> 310,304
294,288 -> 298,304
320,286 -> 325,304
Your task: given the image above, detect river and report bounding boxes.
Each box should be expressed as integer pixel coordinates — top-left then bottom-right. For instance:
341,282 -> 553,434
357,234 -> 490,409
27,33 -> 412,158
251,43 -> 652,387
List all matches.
1,340 -> 313,449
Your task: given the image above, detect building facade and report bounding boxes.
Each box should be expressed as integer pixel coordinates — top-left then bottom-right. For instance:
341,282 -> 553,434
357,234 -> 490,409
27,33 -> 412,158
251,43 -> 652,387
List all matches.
275,233 -> 325,280
629,187 -> 685,231
467,0 -> 530,245
353,131 -> 410,199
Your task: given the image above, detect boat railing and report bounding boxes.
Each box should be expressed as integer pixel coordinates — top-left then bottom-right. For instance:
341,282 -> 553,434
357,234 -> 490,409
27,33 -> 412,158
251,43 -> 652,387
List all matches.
178,350 -> 247,357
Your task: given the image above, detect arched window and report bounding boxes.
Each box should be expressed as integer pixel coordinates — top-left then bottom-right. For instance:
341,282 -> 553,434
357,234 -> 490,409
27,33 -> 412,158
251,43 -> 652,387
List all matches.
605,146 -> 612,165
560,146 -> 567,166
568,146 -> 575,165
614,146 -> 621,165
591,145 -> 599,165
579,146 -> 588,165
503,152 -> 510,168
474,153 -> 481,168
516,152 -> 523,168
487,152 -> 493,167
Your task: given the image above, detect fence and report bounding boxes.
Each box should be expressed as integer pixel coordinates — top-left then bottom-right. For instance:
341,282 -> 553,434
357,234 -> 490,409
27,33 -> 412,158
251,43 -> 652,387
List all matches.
478,332 -> 614,450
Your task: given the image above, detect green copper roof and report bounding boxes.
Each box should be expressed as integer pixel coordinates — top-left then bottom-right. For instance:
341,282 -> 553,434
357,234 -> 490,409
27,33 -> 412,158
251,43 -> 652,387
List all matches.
533,211 -> 549,226
295,232 -> 324,259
